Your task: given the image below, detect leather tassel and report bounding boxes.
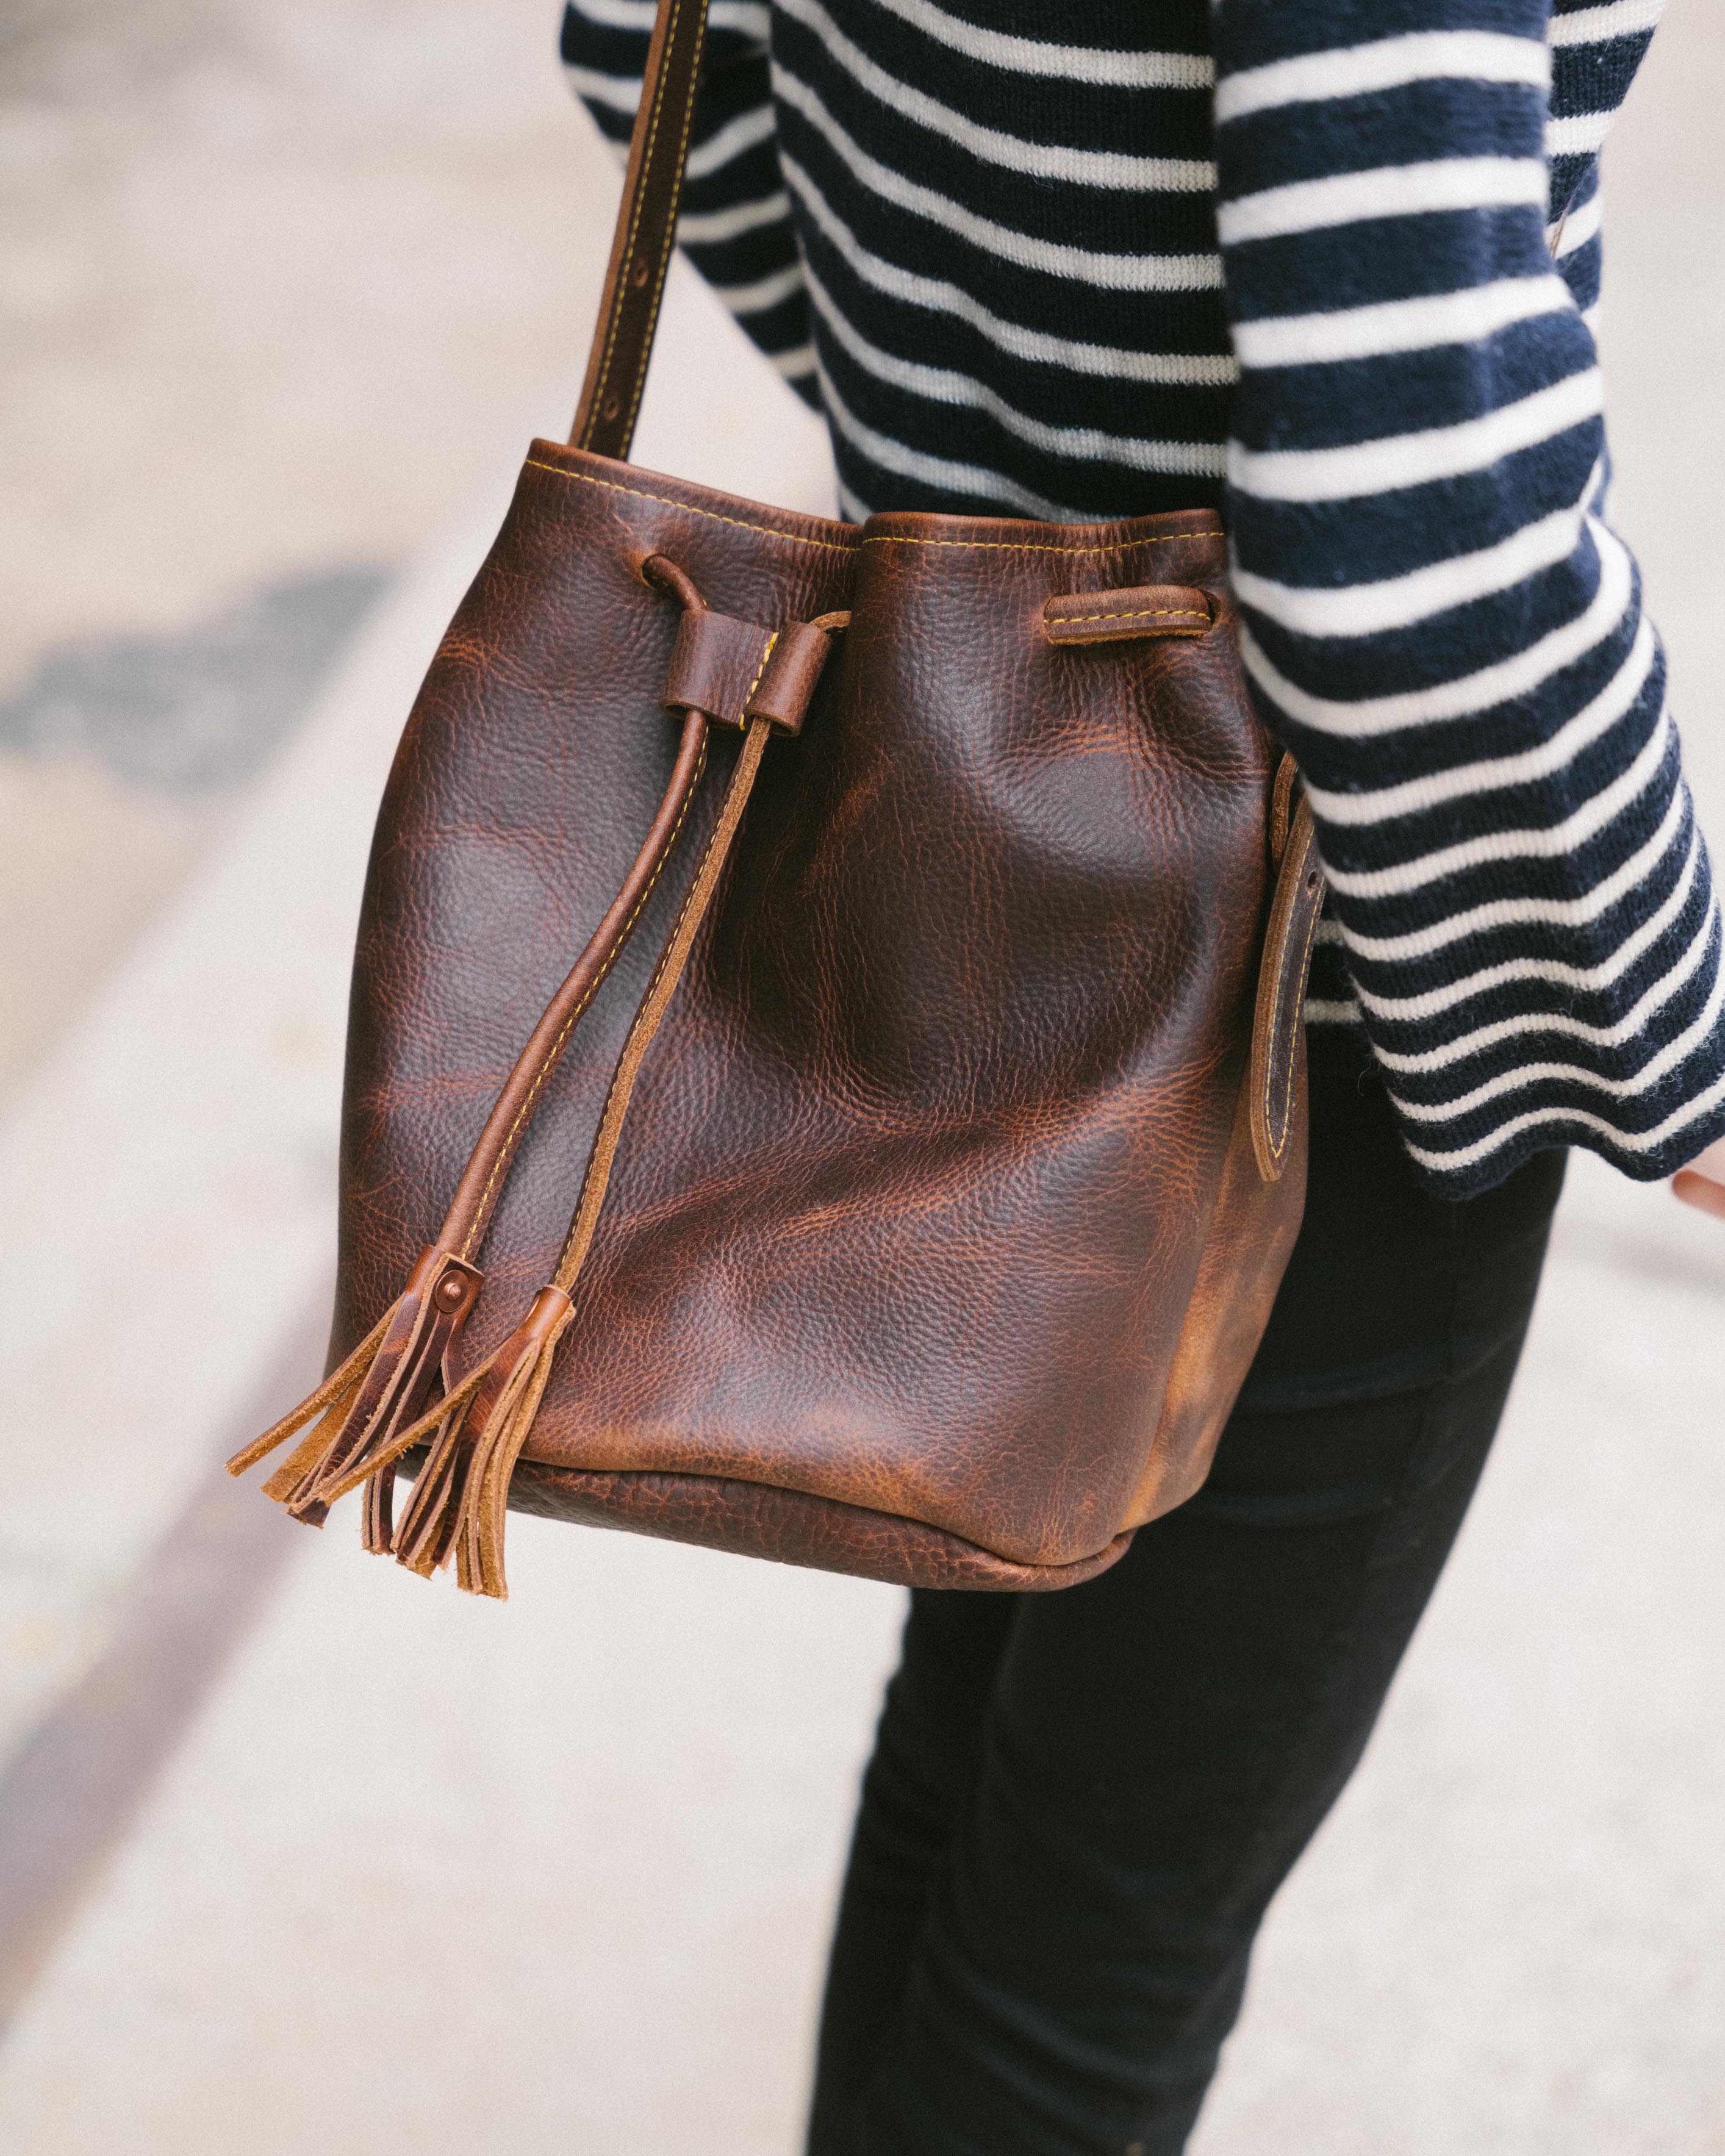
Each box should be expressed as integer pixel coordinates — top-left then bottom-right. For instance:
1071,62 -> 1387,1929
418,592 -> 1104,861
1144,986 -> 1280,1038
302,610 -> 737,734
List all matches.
226,1331 -> 381,1532
385,1287 -> 574,1596
298,1249 -> 482,1520
226,1247 -> 482,1531
454,1288 -> 574,1600
384,1345 -> 520,1578
226,1311 -> 385,1484
362,1457 -> 398,1555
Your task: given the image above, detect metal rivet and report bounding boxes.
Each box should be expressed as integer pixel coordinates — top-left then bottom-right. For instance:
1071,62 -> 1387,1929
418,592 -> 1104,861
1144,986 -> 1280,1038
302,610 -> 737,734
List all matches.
437,1275 -> 467,1308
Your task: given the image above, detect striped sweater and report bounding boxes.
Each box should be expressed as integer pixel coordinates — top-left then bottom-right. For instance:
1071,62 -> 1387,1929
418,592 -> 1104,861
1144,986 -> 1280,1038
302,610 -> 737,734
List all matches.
560,0 -> 1725,1199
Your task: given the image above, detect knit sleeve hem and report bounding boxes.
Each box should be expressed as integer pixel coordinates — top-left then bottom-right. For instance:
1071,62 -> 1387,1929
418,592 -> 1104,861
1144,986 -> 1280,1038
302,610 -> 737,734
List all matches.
1213,0 -> 1724,1200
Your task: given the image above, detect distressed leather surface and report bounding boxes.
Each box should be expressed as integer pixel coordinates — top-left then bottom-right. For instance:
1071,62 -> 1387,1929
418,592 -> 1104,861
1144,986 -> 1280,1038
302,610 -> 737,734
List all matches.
333,437 -> 1303,1582
509,1461 -> 1135,1591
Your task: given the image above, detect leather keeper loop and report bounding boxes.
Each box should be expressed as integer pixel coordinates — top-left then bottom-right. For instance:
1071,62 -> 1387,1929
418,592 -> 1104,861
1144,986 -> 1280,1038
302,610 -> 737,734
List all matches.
662,609 -> 778,727
744,618 -> 833,736
1044,584 -> 1215,646
662,609 -> 833,734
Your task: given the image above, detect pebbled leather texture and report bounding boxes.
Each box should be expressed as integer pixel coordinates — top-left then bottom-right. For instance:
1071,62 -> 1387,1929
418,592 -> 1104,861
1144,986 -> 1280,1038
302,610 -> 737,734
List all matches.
330,439 -> 1312,1584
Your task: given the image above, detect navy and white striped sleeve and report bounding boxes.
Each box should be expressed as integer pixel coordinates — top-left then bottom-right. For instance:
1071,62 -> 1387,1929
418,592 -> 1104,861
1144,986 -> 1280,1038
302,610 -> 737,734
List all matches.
1212,0 -> 1725,1197
561,0 -> 819,403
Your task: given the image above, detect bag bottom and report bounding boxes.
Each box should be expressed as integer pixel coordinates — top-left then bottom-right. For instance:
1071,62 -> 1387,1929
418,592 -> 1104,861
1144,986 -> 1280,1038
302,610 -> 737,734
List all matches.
504,1458 -> 1136,1592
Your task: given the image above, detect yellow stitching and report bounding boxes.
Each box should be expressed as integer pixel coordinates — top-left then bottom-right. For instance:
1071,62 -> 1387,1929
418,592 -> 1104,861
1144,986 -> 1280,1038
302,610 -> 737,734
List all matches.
1050,608 -> 1211,626
622,0 -> 710,445
523,459 -> 857,555
861,531 -> 1224,556
586,0 -> 682,437
1263,862 -> 1324,1162
739,629 -> 777,718
457,730 -> 709,1259
522,459 -> 1222,562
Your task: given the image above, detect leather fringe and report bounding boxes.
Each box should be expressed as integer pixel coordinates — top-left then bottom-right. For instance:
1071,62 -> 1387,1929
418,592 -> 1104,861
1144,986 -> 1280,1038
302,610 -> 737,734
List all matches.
225,1246 -> 482,1530
457,1289 -> 573,1598
384,1356 -> 498,1578
385,1287 -> 573,1592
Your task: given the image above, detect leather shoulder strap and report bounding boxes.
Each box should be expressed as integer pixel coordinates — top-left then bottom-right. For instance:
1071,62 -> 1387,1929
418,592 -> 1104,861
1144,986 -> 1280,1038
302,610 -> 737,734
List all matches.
570,0 -> 713,461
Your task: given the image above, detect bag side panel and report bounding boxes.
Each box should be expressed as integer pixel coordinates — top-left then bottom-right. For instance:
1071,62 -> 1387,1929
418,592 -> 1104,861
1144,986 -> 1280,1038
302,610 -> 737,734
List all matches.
1123,1037 -> 1309,1528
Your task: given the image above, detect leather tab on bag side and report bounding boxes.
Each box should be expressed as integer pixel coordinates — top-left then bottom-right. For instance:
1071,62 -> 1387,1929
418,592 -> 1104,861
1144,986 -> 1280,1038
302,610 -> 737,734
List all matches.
1249,783 -> 1325,1183
1044,584 -> 1214,645
1268,750 -> 1300,865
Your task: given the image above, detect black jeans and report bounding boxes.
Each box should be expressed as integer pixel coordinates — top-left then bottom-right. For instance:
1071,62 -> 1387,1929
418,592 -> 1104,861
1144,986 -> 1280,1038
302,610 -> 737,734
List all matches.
805,1031 -> 1566,2156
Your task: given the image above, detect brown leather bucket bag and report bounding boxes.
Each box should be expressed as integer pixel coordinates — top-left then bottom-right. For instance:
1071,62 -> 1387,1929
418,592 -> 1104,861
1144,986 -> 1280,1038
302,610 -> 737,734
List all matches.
230,0 -> 1326,1599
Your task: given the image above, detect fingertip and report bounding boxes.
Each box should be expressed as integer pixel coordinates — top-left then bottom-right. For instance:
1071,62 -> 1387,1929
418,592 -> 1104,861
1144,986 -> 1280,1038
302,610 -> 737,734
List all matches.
1672,1166 -> 1725,1221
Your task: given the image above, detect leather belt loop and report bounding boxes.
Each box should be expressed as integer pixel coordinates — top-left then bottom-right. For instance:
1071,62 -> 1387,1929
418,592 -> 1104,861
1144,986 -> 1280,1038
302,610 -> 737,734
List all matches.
662,611 -> 779,727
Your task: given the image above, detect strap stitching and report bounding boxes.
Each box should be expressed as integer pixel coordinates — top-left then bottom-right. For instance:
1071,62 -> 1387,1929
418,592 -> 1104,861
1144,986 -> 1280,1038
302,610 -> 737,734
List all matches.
622,0 -> 711,447
739,628 -> 778,717
586,0 -> 683,440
